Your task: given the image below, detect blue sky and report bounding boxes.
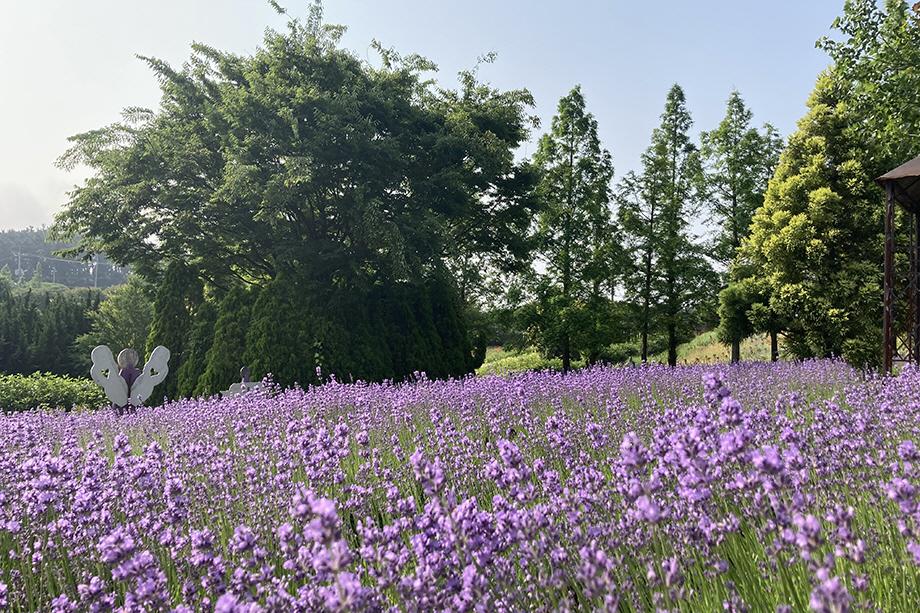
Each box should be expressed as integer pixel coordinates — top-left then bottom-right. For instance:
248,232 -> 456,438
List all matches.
0,0 -> 843,230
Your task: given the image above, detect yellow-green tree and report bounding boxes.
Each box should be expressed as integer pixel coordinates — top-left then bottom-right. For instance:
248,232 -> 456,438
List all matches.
737,72 -> 881,365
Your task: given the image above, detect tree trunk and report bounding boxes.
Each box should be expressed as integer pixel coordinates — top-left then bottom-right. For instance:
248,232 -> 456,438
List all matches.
641,298 -> 650,363
667,321 -> 677,367
770,330 -> 779,362
640,244 -> 653,363
731,339 -> 741,364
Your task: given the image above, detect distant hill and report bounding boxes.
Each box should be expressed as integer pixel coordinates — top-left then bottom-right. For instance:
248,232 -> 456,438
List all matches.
0,228 -> 127,289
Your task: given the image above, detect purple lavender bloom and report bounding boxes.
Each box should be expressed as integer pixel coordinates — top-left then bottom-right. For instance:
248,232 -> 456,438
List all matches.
230,525 -> 257,554
752,446 -> 783,474
636,495 -> 662,523
98,526 -> 135,565
808,568 -> 851,613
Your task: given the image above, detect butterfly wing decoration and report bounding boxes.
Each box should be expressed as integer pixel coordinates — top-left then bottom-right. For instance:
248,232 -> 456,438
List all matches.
220,380 -> 263,398
90,345 -> 128,407
128,345 -> 171,406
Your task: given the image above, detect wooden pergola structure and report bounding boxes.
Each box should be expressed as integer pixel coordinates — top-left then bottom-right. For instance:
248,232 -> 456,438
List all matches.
879,155 -> 920,372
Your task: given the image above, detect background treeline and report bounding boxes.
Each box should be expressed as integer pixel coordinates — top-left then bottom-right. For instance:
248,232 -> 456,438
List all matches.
5,0 -> 916,393
0,270 -> 100,375
0,228 -> 127,288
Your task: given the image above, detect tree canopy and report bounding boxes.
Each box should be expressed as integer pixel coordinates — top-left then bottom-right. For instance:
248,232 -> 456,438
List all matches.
737,72 -> 881,365
51,5 -> 539,388
53,7 -> 537,294
527,86 -> 619,371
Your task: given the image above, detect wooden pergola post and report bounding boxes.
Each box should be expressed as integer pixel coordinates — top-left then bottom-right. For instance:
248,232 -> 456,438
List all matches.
878,155 -> 920,373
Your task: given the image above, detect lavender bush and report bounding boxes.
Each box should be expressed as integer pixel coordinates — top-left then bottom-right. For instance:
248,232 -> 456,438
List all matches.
2,360 -> 920,611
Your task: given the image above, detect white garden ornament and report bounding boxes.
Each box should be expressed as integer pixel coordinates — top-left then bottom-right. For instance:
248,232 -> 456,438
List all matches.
221,366 -> 263,398
90,345 -> 171,408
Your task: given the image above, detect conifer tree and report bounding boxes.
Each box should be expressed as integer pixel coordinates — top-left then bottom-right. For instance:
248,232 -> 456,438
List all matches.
531,86 -> 616,371
738,72 -> 881,365
178,300 -> 217,397
620,85 -> 716,365
701,91 -> 782,362
199,286 -> 254,395
146,262 -> 199,403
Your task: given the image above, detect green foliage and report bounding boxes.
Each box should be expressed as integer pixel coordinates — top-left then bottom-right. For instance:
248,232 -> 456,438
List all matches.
475,348 -> 583,376
178,300 -> 217,397
244,274 -> 314,388
700,92 -> 782,364
52,8 -> 536,288
76,275 -> 153,360
738,72 -> 881,366
0,287 -> 100,376
199,286 -> 254,395
0,228 -> 127,289
619,85 -> 718,365
243,272 -> 472,389
52,8 -> 534,383
717,282 -> 756,347
529,86 -> 621,370
0,372 -> 107,413
146,262 -> 201,403
819,0 -> 920,173
700,91 -> 783,265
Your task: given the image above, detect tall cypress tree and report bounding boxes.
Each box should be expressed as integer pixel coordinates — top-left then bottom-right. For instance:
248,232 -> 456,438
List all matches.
738,71 -> 881,365
245,274 -> 314,388
199,286 -> 254,395
178,300 -> 217,397
146,262 -> 199,403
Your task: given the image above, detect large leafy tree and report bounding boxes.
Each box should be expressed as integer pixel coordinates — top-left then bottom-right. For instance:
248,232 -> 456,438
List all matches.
52,5 -> 536,384
529,86 -> 617,371
819,0 -> 920,173
701,91 -> 782,362
620,85 -> 716,365
738,72 -> 881,365
53,6 -> 536,289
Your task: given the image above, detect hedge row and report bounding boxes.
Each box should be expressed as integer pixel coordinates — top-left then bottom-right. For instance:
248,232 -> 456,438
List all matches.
0,372 -> 107,413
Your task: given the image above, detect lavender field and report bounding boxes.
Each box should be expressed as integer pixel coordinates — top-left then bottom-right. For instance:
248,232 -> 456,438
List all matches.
3,361 -> 920,611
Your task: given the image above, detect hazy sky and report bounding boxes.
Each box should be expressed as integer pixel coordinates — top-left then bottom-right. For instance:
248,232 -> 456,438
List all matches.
0,0 -> 843,231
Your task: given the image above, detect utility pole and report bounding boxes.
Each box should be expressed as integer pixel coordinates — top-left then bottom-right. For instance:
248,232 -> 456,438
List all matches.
14,251 -> 23,284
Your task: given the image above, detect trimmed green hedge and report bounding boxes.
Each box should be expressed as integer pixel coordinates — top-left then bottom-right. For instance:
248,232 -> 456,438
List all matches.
0,372 -> 107,413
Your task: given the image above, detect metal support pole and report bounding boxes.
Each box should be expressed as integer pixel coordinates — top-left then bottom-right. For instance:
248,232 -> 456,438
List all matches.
884,183 -> 896,373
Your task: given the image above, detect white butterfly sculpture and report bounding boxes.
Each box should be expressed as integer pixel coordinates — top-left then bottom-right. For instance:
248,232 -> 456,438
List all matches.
90,345 -> 171,408
221,366 -> 263,398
